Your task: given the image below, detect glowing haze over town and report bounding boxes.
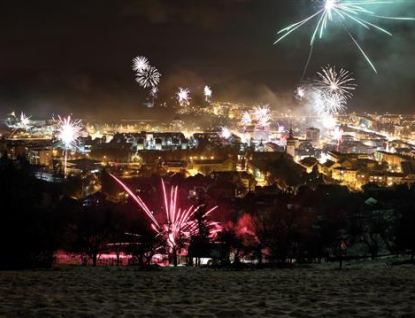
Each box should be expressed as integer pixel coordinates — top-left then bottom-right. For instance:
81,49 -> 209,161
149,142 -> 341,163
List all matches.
1,1 -> 415,317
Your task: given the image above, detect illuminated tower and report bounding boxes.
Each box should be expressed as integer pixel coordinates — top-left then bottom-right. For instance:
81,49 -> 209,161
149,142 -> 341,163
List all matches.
286,128 -> 298,158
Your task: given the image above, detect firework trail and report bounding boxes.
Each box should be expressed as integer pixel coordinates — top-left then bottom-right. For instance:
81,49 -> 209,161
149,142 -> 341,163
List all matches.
176,87 -> 191,106
110,175 -> 221,264
275,0 -> 415,74
135,66 -> 161,89
54,115 -> 82,177
204,85 -> 212,102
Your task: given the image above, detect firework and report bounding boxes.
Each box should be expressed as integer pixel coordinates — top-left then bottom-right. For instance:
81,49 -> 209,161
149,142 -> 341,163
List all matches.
204,85 -> 212,102
19,112 -> 31,129
150,86 -> 158,99
176,87 -> 191,106
254,105 -> 271,130
322,114 -> 337,129
220,127 -> 232,139
241,112 -> 252,128
295,86 -> 306,100
275,0 -> 415,73
135,66 -> 161,89
312,88 -> 347,115
333,125 -> 343,151
54,115 -> 82,177
132,55 -> 150,72
300,66 -> 353,116
110,175 -> 220,266
316,65 -> 356,98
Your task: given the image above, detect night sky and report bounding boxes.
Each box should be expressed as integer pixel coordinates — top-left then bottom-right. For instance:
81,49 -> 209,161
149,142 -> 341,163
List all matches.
0,0 -> 414,121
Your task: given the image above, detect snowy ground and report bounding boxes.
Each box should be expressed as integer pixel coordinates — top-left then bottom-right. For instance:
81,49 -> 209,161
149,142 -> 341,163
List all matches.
0,264 -> 414,318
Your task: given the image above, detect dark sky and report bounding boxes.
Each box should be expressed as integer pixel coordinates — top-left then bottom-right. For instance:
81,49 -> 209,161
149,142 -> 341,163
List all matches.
0,0 -> 414,121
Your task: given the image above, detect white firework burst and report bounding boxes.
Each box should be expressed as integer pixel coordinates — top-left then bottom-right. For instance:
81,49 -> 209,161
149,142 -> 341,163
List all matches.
312,88 -> 347,115
241,112 -> 252,127
135,66 -> 161,89
176,87 -> 191,106
132,56 -> 150,72
20,112 -> 31,129
220,127 -> 232,139
55,115 -> 82,150
204,85 -> 212,102
254,105 -> 272,130
316,65 -> 356,99
54,115 -> 83,177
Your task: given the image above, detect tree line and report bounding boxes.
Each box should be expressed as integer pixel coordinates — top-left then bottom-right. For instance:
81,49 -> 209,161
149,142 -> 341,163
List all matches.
1,154 -> 414,270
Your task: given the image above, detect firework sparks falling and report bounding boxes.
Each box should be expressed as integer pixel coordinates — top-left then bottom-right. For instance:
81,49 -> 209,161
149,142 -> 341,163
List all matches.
275,0 -> 415,73
110,175 -> 221,265
176,87 -> 191,106
132,56 -> 150,72
204,85 -> 212,102
135,66 -> 161,89
254,105 -> 272,130
316,65 -> 356,99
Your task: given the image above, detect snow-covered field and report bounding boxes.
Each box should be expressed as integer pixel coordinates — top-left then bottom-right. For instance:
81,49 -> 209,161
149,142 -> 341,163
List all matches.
0,265 -> 414,317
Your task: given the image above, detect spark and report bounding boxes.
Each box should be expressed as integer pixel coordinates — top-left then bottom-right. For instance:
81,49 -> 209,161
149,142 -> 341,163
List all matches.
110,175 -> 221,265
135,66 -> 161,89
132,56 -> 150,72
275,0 -> 415,73
316,65 -> 356,99
220,127 -> 232,139
254,105 -> 272,130
176,87 -> 191,106
204,85 -> 212,102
